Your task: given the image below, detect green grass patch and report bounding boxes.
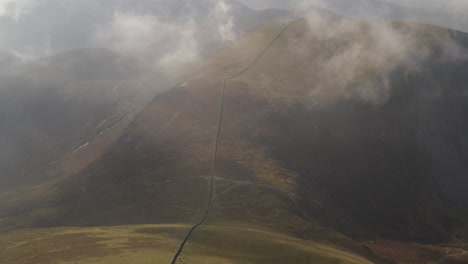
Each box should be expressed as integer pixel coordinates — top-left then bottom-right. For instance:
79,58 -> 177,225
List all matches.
179,224 -> 374,264
0,224 -> 189,264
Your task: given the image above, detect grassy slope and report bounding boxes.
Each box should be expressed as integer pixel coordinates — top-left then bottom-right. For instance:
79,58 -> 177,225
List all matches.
0,224 -> 373,264
182,225 -> 374,264
0,225 -> 188,264
364,239 -> 468,264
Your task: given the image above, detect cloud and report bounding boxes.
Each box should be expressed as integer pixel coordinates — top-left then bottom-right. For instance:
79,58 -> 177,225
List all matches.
155,19 -> 201,72
392,0 -> 468,10
292,5 -> 467,105
93,12 -> 202,75
213,0 -> 238,43
0,0 -> 246,78
93,0 -> 239,73
0,0 -> 39,20
236,0 -> 294,10
94,13 -> 172,60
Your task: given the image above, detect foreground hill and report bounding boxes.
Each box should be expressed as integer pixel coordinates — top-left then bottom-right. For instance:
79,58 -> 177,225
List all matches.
1,10 -> 468,264
1,224 -> 376,264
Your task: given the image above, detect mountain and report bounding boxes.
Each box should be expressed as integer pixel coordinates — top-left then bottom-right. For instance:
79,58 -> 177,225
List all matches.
1,5 -> 468,264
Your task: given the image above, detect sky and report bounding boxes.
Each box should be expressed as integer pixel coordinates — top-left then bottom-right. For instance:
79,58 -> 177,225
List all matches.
237,0 -> 468,35
0,0 -> 467,64
237,0 -> 468,12
236,0 -> 294,10
0,0 -> 241,67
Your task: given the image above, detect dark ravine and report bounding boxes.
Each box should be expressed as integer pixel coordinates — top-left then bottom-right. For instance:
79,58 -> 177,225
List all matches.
170,19 -> 304,264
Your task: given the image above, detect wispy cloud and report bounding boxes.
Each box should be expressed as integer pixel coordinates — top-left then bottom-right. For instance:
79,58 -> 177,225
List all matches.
292,4 -> 467,105
213,0 -> 238,43
93,0 -> 239,73
0,0 -> 243,77
0,0 -> 39,20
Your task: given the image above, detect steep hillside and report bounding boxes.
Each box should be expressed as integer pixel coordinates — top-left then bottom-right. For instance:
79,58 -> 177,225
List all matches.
0,48 -> 162,190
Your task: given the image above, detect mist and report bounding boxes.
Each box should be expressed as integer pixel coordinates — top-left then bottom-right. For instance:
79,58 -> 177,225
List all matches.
288,1 -> 468,105
0,0 -> 244,77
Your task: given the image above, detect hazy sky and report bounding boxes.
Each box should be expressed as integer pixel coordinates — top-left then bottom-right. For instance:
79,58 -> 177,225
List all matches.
237,0 -> 468,12
236,0 -> 294,10
0,0 -> 467,63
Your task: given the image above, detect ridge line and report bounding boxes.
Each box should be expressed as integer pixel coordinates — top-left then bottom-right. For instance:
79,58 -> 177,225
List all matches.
170,19 -> 304,264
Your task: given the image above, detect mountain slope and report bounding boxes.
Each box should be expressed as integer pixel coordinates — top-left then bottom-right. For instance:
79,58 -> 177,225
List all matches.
0,48 -> 157,190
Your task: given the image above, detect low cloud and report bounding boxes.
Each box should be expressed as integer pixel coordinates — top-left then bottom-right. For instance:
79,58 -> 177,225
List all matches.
0,0 -> 240,76
292,4 -> 467,105
393,0 -> 468,10
93,0 -> 239,74
213,0 -> 238,43
0,0 -> 39,20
